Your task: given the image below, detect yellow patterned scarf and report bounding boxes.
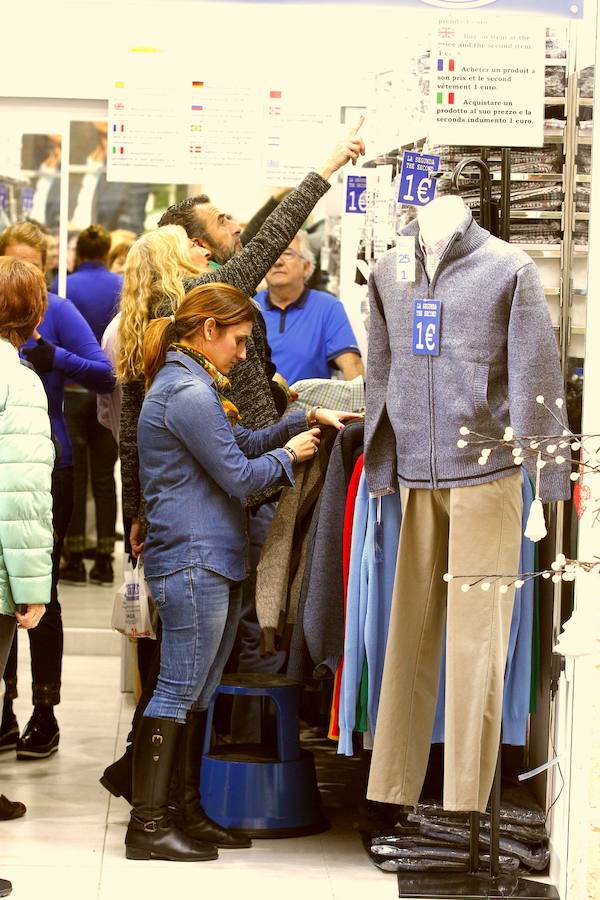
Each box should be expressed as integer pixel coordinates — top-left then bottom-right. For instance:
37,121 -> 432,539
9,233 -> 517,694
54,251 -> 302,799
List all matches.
170,343 -> 241,427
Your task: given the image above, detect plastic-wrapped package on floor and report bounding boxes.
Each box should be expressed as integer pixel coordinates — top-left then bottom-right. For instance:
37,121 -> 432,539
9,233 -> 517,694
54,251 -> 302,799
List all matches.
370,841 -> 520,874
414,797 -> 546,829
415,820 -> 550,871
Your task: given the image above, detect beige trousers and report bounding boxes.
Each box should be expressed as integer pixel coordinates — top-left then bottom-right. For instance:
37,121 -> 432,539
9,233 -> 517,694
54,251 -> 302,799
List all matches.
367,473 -> 523,813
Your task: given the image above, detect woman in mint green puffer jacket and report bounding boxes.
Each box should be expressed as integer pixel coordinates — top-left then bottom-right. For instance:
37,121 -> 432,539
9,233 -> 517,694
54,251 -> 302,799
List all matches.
0,257 -> 54,868
0,258 -> 54,674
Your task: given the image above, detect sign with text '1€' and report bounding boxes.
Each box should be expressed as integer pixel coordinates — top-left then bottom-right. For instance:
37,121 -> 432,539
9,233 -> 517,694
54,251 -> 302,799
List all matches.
398,151 -> 440,207
346,175 -> 367,213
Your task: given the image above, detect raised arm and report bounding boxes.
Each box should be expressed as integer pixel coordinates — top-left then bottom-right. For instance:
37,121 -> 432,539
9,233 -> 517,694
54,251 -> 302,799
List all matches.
187,118 -> 366,297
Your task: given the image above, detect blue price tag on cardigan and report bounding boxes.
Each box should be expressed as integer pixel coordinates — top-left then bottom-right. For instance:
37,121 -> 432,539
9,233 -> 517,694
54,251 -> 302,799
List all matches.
412,299 -> 442,356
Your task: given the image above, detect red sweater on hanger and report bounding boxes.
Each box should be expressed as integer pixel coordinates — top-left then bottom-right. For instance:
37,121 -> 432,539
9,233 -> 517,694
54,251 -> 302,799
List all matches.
329,453 -> 364,740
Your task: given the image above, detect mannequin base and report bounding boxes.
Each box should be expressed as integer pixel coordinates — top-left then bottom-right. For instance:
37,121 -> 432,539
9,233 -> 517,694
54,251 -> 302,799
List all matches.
396,872 -> 560,900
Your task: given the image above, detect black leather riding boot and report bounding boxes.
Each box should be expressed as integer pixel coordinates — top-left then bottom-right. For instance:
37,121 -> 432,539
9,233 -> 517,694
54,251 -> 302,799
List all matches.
125,716 -> 218,862
178,709 -> 252,849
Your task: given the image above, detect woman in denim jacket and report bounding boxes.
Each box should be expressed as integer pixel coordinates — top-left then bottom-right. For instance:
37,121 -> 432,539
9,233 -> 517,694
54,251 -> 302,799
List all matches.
127,282 -> 357,864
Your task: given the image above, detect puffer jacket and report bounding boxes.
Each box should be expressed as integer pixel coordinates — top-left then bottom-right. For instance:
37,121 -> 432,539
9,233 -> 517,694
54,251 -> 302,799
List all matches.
0,339 -> 54,616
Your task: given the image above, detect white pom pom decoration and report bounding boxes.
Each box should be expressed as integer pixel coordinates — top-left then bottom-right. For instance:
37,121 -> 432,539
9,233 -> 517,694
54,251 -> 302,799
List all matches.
460,427 -> 470,436
461,583 -> 471,593
536,395 -> 544,404
524,498 -> 547,542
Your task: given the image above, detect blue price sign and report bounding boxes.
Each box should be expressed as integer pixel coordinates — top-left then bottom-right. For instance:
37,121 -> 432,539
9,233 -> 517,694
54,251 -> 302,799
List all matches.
398,151 -> 440,207
412,299 -> 442,356
346,175 -> 367,214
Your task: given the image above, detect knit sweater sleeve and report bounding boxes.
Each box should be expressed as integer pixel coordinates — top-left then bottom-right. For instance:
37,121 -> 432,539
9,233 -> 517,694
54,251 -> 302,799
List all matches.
184,172 -> 330,297
364,271 -> 398,496
507,262 -> 571,502
120,378 -> 145,521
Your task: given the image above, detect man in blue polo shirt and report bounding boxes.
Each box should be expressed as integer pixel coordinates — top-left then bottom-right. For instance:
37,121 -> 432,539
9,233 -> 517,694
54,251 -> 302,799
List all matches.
255,231 -> 363,384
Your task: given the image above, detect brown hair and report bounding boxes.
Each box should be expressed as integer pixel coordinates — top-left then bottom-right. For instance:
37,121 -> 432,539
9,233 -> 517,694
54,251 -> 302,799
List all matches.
143,282 -> 257,389
107,239 -> 134,271
0,221 -> 47,268
0,257 -> 48,347
76,224 -> 111,263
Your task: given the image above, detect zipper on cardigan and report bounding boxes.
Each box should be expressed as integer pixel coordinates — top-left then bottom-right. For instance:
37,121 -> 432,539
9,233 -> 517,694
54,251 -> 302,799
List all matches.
421,229 -> 461,489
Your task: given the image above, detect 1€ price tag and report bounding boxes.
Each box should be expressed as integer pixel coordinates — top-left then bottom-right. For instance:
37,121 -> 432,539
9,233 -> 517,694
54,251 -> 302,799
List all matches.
396,235 -> 416,283
346,174 -> 367,214
412,299 -> 442,356
398,151 -> 440,207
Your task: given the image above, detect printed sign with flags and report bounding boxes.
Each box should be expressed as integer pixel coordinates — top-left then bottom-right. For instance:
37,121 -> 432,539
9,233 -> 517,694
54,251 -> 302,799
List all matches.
206,1 -> 582,18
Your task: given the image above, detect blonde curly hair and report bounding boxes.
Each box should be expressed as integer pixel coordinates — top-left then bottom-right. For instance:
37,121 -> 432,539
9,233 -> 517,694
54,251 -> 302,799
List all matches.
117,225 -> 201,383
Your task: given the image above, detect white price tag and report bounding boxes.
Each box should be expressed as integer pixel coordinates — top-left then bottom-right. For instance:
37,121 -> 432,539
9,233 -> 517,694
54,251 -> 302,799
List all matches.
396,236 -> 416,283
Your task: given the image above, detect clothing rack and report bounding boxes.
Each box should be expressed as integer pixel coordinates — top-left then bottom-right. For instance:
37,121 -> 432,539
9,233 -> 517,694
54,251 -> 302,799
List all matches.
397,152 -> 560,900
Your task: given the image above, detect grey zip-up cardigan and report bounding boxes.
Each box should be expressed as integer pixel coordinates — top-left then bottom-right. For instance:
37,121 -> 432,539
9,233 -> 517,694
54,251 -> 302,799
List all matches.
365,208 -> 571,502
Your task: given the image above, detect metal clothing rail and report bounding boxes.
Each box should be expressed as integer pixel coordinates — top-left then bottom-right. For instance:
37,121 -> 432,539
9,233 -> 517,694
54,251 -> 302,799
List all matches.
397,150 -> 560,900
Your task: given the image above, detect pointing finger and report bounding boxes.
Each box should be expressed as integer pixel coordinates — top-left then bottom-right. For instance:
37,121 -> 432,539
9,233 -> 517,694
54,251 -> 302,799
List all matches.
348,114 -> 365,137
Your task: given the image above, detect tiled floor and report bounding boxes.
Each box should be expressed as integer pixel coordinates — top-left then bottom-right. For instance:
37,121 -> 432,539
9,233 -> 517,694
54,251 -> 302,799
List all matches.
0,634 -> 397,900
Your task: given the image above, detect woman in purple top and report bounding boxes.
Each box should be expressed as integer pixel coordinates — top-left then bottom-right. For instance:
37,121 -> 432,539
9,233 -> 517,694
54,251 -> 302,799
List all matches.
54,225 -> 122,587
0,221 -> 114,762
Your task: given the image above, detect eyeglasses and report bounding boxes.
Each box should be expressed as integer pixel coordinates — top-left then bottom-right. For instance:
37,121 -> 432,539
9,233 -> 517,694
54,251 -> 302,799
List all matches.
279,249 -> 304,261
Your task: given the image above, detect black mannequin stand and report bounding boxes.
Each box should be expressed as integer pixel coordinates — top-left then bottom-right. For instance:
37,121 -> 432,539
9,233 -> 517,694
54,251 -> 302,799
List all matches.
396,748 -> 560,899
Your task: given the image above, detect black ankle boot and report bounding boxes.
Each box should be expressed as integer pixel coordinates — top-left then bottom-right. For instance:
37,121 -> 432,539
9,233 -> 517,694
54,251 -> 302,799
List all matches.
59,553 -> 86,585
0,877 -> 11,897
90,553 -> 113,586
17,706 -> 59,760
178,710 -> 252,849
125,716 -> 218,862
0,703 -> 19,754
100,744 -> 133,804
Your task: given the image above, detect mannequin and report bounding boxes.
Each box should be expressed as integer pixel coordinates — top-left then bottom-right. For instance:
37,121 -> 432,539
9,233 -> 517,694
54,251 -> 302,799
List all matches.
363,199 -> 570,815
417,193 -> 466,249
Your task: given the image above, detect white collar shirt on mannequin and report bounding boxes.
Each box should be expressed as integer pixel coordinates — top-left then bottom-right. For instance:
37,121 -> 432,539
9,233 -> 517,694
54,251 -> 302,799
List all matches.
417,194 -> 468,280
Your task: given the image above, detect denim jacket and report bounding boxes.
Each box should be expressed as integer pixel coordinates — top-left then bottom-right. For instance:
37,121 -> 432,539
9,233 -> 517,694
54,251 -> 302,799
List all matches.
139,351 -> 307,581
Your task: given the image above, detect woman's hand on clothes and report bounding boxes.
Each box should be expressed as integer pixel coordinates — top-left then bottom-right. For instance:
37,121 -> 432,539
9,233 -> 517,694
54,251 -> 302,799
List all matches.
314,409 -> 364,431
286,427 -> 321,463
319,116 -> 365,180
130,518 -> 145,559
15,604 -> 46,630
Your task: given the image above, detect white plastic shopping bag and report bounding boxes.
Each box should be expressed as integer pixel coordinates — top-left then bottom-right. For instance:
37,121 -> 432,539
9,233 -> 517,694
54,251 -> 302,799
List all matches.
111,560 -> 156,639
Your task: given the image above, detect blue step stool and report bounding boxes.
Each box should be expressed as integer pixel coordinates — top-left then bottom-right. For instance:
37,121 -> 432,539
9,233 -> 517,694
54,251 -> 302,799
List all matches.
200,673 -> 329,837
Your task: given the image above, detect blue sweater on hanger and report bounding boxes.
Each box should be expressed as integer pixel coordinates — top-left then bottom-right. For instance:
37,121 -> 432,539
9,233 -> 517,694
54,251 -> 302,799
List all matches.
338,474 -> 401,756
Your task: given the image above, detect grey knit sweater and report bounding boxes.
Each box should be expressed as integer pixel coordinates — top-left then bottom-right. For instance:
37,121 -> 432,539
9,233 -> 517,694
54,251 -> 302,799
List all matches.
120,172 -> 329,521
365,207 -> 571,502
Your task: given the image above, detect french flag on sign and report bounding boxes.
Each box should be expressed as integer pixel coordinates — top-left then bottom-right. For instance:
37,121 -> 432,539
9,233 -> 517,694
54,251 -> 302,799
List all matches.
437,58 -> 455,72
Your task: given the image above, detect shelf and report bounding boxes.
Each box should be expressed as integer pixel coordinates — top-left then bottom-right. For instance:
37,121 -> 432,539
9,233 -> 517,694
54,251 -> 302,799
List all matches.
545,96 -> 567,105
545,58 -> 567,66
544,287 -> 560,296
491,172 -> 564,183
575,174 -> 591,183
544,133 -> 565,144
577,132 -> 593,145
510,210 -> 563,220
578,97 -> 594,107
517,244 -> 562,258
574,212 -> 590,221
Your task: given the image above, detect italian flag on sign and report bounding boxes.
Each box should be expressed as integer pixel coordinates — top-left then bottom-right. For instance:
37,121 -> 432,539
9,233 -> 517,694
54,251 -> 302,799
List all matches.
437,92 -> 455,105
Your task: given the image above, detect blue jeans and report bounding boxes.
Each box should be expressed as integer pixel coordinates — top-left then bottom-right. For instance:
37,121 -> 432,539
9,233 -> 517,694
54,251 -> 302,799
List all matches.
144,566 -> 242,724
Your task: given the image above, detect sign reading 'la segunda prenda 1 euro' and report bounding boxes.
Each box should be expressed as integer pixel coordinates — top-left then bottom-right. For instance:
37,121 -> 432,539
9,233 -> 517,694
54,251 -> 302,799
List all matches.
213,0 -> 583,18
